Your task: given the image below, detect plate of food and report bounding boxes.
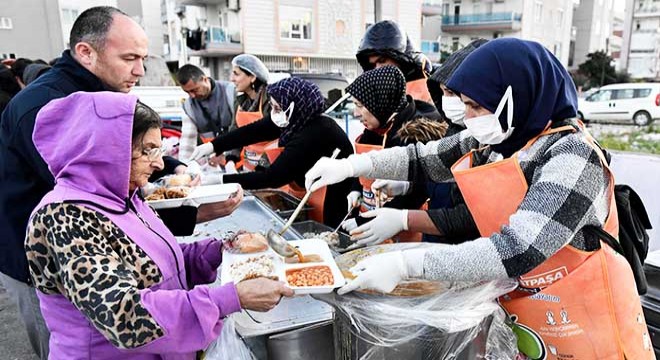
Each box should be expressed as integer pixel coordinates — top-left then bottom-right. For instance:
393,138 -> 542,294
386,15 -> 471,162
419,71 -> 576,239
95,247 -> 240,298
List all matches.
220,231 -> 284,285
281,239 -> 346,294
145,173 -> 239,209
220,236 -> 346,294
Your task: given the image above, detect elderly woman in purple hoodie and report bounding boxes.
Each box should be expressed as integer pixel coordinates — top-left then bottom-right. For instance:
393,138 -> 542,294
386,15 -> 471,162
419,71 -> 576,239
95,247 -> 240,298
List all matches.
24,91 -> 293,359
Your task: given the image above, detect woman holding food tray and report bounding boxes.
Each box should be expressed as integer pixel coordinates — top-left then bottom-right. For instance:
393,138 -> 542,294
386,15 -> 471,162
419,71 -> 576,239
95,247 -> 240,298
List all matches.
25,91 -> 293,359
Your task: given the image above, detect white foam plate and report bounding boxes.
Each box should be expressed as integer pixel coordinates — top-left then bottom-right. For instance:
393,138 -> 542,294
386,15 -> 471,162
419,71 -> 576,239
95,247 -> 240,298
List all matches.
219,239 -> 345,295
283,239 -> 346,294
148,183 -> 240,209
220,247 -> 284,286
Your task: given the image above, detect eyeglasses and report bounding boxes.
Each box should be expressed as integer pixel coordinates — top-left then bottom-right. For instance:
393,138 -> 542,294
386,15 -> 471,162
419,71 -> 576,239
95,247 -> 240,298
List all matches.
141,147 -> 166,161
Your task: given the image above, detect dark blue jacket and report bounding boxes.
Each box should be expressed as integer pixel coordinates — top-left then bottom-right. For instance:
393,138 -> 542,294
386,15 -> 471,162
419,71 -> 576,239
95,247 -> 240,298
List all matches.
0,51 -> 188,283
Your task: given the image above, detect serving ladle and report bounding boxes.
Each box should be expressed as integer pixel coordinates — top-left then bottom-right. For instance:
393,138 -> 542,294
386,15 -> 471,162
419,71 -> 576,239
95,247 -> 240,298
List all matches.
267,148 -> 341,257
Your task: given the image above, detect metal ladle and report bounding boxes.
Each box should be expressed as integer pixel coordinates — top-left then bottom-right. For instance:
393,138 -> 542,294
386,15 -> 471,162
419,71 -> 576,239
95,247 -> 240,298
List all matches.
267,148 -> 341,257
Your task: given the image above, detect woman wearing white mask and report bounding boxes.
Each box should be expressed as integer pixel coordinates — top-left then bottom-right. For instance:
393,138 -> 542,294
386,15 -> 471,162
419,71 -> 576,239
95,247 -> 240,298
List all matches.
305,38 -> 652,359
355,40 -> 490,246
427,38 -> 488,136
192,77 -> 353,228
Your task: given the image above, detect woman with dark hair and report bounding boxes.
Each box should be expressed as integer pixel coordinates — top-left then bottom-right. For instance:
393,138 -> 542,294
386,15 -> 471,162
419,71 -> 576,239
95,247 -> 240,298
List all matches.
190,77 -> 353,228
26,92 -> 293,359
307,38 -> 652,359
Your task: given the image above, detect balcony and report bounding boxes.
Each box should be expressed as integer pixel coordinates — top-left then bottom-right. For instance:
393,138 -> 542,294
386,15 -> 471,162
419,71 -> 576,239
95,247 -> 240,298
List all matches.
189,26 -> 243,57
635,5 -> 660,18
422,1 -> 444,16
441,12 -> 522,32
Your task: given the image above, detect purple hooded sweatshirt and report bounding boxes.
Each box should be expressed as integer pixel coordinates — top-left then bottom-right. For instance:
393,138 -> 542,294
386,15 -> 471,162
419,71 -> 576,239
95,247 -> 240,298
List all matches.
29,91 -> 241,359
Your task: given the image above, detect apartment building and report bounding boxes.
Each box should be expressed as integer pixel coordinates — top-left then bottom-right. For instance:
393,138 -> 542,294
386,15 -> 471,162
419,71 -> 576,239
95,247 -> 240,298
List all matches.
0,0 -> 163,61
168,0 -> 423,81
568,0 -> 615,70
423,0 -> 576,67
620,0 -> 660,80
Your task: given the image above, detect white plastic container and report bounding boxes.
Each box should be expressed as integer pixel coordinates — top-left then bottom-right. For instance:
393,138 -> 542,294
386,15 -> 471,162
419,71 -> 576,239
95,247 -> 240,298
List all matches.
148,183 -> 240,209
220,239 -> 345,295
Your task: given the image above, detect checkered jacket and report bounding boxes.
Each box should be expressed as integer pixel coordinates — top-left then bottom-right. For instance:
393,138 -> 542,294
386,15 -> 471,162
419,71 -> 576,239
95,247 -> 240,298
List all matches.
361,120 -> 611,282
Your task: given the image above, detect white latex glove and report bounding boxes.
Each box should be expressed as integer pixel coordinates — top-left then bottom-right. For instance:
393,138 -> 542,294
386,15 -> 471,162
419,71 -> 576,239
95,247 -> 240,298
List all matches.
189,142 -> 214,162
341,218 -> 358,233
346,191 -> 361,212
349,208 -> 408,246
224,161 -> 237,174
201,173 -> 223,185
371,179 -> 411,197
338,251 -> 408,295
305,155 -> 373,193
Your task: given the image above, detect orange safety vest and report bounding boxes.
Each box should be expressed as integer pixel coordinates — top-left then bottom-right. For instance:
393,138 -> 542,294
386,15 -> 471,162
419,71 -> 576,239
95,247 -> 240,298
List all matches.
406,78 -> 433,104
264,148 -> 327,224
235,100 -> 278,171
451,125 -> 653,360
354,130 -> 422,242
405,57 -> 433,104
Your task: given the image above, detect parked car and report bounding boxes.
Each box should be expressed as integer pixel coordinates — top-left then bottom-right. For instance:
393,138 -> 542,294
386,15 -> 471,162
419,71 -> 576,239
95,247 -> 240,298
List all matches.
577,83 -> 660,126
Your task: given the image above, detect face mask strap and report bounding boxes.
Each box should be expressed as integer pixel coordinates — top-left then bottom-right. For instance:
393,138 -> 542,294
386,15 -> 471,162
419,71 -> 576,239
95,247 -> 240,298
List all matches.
284,101 -> 295,118
494,85 -> 514,131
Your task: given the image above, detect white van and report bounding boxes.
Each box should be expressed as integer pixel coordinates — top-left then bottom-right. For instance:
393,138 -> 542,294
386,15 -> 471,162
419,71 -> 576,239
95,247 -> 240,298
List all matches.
577,83 -> 660,126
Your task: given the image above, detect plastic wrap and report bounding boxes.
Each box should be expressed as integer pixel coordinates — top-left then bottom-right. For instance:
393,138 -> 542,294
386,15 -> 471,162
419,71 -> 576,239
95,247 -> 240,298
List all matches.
315,243 -> 519,360
203,318 -> 254,360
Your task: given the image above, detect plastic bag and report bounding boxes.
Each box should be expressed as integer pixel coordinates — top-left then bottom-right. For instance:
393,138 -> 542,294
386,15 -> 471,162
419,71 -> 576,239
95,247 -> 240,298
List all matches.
203,317 -> 253,360
316,243 -> 519,360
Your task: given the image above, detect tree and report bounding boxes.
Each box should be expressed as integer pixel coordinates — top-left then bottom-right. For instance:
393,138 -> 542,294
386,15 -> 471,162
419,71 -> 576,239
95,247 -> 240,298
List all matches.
577,51 -> 617,88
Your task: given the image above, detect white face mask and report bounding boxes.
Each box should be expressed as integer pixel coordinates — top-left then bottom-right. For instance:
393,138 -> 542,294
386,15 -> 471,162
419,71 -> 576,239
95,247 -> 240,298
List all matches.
271,101 -> 295,128
442,95 -> 466,126
463,86 -> 514,145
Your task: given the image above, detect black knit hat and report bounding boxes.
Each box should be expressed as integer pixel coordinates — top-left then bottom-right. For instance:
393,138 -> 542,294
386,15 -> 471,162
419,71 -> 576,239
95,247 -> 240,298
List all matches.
346,65 -> 407,127
434,39 -> 488,85
427,38 -> 488,115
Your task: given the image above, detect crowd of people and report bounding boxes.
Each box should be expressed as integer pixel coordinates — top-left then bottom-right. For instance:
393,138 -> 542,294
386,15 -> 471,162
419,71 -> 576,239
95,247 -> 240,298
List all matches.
0,4 -> 653,360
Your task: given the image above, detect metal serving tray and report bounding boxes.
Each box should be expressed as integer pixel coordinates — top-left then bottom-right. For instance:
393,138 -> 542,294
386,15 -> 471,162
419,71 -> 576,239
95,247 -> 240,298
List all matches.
176,195 -> 334,340
177,195 -> 302,242
250,189 -> 313,222
292,220 -> 352,250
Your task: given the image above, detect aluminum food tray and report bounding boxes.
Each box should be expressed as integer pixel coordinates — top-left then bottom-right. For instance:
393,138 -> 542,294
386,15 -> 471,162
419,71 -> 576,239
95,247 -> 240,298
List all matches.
176,195 -> 334,338
177,195 -> 302,242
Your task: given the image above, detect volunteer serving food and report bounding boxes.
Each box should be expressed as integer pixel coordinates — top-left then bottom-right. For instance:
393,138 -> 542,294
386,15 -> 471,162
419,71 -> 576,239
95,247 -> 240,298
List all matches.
189,77 -> 353,228
305,38 -> 653,359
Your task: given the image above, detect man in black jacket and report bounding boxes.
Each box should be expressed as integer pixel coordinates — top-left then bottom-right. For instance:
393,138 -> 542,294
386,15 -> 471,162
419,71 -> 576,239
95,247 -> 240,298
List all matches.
0,7 -> 240,359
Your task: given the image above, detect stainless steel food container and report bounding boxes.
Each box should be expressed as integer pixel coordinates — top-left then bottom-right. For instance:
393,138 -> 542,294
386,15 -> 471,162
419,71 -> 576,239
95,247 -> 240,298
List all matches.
250,189 -> 313,222
292,220 -> 352,250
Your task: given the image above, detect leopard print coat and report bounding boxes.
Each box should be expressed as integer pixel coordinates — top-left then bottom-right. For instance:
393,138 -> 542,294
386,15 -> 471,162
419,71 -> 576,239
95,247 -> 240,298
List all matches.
26,203 -> 165,349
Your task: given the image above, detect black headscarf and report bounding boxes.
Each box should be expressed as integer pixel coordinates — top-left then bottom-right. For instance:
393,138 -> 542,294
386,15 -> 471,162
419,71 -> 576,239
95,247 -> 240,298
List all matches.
346,65 -> 408,127
267,77 -> 326,146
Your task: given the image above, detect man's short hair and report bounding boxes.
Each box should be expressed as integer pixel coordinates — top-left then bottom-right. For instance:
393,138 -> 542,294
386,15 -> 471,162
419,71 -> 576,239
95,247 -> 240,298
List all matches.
176,65 -> 205,85
69,6 -> 127,52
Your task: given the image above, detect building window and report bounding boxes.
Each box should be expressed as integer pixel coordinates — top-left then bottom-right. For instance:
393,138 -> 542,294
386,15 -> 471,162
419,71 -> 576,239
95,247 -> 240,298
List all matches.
0,17 -> 13,30
335,20 -> 346,36
452,37 -> 459,51
279,5 -> 313,40
554,42 -> 562,58
61,8 -> 79,25
555,9 -> 564,28
534,1 -> 543,22
442,3 -> 450,15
